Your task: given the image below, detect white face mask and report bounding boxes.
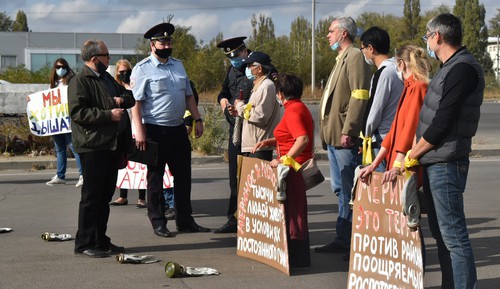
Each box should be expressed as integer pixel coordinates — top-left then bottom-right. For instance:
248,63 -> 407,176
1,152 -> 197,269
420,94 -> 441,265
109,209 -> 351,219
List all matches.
396,68 -> 404,82
363,54 -> 374,66
56,67 -> 67,77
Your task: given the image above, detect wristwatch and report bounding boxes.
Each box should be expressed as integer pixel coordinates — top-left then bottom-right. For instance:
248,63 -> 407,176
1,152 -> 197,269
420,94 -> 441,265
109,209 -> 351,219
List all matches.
194,118 -> 203,123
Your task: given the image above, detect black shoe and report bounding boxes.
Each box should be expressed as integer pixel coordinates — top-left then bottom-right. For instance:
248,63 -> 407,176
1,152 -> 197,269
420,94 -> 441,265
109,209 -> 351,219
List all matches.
75,249 -> 109,258
100,243 -> 125,254
314,242 -> 349,253
154,226 -> 171,238
136,200 -> 146,209
213,220 -> 237,234
177,222 -> 211,233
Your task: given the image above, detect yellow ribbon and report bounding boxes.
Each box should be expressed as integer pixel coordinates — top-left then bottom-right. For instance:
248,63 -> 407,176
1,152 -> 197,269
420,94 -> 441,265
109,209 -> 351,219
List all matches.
392,160 -> 402,168
191,120 -> 196,138
403,150 -> 420,179
280,155 -> 302,172
243,103 -> 253,120
351,89 -> 369,100
359,132 -> 373,166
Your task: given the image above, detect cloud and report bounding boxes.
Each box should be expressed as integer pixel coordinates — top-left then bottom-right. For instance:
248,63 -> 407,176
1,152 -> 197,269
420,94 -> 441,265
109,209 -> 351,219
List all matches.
116,11 -> 157,34
175,13 -> 220,42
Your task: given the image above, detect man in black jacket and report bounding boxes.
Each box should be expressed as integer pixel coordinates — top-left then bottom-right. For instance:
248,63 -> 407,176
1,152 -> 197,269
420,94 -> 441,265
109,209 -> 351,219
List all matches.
69,39 -> 135,258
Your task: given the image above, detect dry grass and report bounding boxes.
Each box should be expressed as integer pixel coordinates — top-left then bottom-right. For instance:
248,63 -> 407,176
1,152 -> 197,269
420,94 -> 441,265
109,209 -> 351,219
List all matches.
200,85 -> 500,103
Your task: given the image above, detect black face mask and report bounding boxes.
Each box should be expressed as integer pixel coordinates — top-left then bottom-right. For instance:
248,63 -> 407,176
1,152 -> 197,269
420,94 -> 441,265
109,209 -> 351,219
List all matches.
118,69 -> 132,84
96,60 -> 107,75
155,47 -> 172,59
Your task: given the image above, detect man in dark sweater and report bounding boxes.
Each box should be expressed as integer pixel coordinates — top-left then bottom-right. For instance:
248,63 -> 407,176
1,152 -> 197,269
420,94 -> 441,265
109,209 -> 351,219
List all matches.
407,13 -> 484,289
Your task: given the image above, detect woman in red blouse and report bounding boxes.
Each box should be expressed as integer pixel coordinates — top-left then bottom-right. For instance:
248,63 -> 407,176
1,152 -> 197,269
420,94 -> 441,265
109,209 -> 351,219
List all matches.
359,45 -> 431,183
252,74 -> 313,269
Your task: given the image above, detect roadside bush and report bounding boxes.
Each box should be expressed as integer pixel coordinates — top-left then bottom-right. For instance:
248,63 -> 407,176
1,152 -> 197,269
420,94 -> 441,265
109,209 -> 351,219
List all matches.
0,117 -> 52,156
190,105 -> 227,155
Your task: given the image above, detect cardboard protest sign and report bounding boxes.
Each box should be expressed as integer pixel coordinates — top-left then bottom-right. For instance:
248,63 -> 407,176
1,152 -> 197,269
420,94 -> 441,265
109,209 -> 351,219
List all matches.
27,87 -> 71,136
348,172 -> 423,289
116,162 -> 173,189
236,157 -> 289,275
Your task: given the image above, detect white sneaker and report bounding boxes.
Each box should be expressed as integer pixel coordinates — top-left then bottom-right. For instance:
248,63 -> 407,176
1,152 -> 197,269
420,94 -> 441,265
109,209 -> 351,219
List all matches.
75,175 -> 84,188
46,175 -> 66,186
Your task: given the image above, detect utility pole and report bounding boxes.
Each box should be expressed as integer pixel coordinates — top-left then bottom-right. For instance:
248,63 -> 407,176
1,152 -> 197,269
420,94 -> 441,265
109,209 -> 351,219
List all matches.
311,0 -> 316,97
497,35 -> 499,84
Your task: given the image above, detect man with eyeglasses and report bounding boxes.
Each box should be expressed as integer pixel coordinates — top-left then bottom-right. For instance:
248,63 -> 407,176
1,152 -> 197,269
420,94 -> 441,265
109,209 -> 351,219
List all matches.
316,16 -> 371,255
358,26 -> 404,171
213,36 -> 253,234
68,39 -> 135,258
130,22 -> 209,238
407,13 -> 484,289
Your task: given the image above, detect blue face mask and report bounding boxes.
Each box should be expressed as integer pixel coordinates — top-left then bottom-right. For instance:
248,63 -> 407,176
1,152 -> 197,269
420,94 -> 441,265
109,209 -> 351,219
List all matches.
330,42 -> 340,51
56,67 -> 67,77
427,42 -> 437,60
230,57 -> 243,68
245,66 -> 255,80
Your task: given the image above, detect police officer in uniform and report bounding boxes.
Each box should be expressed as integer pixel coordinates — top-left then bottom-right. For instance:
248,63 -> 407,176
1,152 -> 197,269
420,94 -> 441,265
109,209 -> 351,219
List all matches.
213,37 -> 253,234
130,22 -> 210,238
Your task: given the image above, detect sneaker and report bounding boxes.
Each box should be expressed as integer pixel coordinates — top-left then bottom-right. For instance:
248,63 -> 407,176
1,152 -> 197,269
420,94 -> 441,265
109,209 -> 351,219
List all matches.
165,208 -> 175,220
75,175 -> 84,188
46,175 -> 66,186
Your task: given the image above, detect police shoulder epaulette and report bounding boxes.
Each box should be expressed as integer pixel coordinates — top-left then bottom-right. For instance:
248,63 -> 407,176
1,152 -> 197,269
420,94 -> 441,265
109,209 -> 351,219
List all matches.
136,57 -> 151,66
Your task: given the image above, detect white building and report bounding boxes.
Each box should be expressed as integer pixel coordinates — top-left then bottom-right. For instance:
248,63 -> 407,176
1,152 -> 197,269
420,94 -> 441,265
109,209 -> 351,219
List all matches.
0,31 -> 144,72
487,36 -> 500,81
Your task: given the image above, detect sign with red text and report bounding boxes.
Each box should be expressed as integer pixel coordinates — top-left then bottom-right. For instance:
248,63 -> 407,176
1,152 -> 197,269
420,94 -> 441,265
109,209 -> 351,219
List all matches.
116,161 -> 173,189
236,157 -> 289,275
348,172 -> 423,289
27,87 -> 71,136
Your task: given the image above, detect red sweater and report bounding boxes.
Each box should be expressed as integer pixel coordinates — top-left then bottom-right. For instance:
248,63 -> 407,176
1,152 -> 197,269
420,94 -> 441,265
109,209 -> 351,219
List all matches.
274,99 -> 314,164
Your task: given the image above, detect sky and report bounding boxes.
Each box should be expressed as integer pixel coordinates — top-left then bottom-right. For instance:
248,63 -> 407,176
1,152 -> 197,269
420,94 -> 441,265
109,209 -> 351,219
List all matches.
2,0 -> 499,44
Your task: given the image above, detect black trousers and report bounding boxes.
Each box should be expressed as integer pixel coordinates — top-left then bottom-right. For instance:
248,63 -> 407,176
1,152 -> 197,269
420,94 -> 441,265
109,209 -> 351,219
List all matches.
75,150 -> 119,252
145,124 -> 193,229
227,123 -> 242,219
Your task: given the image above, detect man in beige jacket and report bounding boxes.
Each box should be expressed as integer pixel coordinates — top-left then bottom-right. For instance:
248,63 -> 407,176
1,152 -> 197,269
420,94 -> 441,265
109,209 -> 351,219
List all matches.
315,17 -> 371,254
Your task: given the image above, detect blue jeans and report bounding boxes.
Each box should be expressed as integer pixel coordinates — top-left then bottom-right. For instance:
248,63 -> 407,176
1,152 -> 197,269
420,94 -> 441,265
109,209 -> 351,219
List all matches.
327,144 -> 360,247
372,147 -> 386,172
53,133 -> 82,179
164,188 -> 175,209
424,158 -> 477,289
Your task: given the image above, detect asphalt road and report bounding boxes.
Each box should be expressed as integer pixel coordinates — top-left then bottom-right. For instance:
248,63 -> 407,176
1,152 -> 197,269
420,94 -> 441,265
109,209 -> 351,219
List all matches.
1,157 -> 500,289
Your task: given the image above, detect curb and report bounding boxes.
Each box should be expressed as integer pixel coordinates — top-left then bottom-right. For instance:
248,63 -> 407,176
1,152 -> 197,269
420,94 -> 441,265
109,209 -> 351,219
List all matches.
0,155 -> 225,171
0,146 -> 499,171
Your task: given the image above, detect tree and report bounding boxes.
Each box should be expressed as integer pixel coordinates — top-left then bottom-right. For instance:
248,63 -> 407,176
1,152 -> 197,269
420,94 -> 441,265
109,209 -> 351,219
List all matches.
12,10 -> 29,32
0,11 -> 13,31
457,0 -> 493,74
403,0 -> 421,41
489,8 -> 500,37
248,14 -> 276,50
289,16 -> 312,82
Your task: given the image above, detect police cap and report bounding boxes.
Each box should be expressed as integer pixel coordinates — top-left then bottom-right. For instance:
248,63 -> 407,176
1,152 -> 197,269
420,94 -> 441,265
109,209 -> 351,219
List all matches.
217,36 -> 247,58
144,22 -> 175,41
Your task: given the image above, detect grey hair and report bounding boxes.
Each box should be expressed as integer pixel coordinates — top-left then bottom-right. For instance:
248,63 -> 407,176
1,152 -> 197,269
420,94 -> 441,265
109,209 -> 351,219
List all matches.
333,16 -> 357,41
426,13 -> 462,47
81,39 -> 105,62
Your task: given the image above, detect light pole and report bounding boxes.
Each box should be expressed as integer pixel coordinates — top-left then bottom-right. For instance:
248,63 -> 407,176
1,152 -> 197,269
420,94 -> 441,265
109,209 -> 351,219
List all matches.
311,0 -> 316,97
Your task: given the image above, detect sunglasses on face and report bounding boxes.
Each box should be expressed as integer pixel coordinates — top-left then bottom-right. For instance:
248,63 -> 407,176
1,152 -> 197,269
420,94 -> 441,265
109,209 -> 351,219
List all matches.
55,65 -> 67,69
118,70 -> 130,75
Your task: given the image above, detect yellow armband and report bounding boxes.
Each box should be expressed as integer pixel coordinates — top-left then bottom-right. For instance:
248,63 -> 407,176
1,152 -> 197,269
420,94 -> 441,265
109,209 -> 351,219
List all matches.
393,160 -> 402,169
280,155 -> 302,172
